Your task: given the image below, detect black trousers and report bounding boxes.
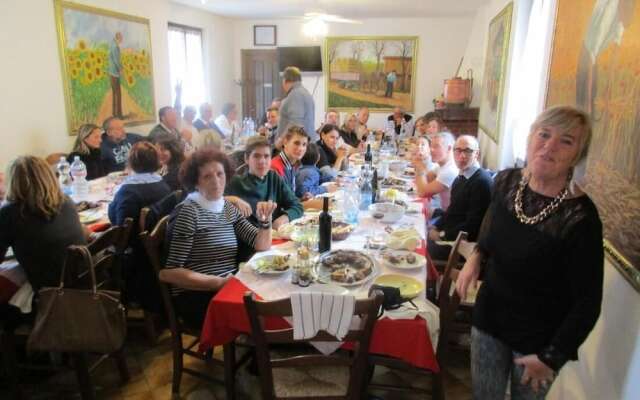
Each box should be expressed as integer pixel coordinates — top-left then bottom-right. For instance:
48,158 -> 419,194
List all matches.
173,290 -> 215,330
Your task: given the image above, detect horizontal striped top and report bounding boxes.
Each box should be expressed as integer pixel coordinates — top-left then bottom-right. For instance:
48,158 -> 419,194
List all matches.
165,198 -> 258,295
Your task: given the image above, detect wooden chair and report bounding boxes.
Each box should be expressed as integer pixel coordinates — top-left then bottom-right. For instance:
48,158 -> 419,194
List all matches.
140,216 -> 242,399
139,190 -> 184,233
131,190 -> 184,343
243,291 -> 384,400
367,231 -> 468,400
45,152 -> 67,166
0,229 -> 133,400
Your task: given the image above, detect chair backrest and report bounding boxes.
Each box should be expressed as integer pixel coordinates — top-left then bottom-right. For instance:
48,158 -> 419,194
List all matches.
139,216 -> 181,334
243,291 -> 383,400
70,218 -> 133,290
434,231 -> 467,364
46,152 -> 67,166
139,190 -> 184,233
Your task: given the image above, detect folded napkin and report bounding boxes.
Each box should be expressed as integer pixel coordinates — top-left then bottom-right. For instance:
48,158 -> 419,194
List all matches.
9,282 -> 34,314
290,291 -> 355,341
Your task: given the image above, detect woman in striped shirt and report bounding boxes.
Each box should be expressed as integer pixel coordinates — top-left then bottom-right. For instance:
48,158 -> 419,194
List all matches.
159,148 -> 276,327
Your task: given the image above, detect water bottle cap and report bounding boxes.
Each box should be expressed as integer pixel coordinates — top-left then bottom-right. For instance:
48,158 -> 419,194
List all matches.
74,156 -> 80,161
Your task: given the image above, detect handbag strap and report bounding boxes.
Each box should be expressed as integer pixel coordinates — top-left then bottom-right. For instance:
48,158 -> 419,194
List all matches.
57,245 -> 98,294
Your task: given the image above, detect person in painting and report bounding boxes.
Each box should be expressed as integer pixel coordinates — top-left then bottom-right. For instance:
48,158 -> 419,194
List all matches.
385,70 -> 397,98
108,31 -> 124,118
576,0 -> 636,115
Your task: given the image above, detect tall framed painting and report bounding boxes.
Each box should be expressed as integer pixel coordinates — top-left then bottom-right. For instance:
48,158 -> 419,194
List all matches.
54,0 -> 156,133
478,3 -> 513,144
546,0 -> 640,291
325,36 -> 418,112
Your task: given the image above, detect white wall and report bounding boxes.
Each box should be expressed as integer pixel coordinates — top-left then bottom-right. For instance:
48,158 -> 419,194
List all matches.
460,0 -> 517,170
230,17 -> 474,131
0,0 -> 233,169
548,259 -> 640,400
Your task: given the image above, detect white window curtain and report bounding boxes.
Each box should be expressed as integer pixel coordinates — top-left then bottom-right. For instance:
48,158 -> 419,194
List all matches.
501,0 -> 556,167
168,24 -> 206,108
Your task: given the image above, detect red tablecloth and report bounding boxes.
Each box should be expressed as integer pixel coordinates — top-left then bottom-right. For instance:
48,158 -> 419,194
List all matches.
199,277 -> 439,373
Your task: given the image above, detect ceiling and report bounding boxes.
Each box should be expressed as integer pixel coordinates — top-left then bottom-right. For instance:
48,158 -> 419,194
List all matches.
171,0 -> 489,19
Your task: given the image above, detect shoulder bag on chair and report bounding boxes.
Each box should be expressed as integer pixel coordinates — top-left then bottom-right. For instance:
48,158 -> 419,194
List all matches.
27,245 -> 127,353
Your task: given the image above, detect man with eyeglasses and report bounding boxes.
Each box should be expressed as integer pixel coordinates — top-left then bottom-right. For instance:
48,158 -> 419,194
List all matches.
427,135 -> 493,260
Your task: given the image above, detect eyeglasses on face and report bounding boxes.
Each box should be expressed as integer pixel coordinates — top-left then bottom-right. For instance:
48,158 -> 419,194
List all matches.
453,148 -> 476,155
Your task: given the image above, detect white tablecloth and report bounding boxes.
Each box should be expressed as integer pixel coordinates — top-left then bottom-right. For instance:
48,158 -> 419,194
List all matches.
235,207 -> 440,350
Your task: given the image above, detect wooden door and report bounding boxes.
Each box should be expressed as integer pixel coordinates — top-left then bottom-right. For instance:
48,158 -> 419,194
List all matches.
241,49 -> 281,121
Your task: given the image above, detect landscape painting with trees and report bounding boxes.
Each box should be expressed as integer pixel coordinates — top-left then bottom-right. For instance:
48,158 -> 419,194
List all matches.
325,36 -> 418,111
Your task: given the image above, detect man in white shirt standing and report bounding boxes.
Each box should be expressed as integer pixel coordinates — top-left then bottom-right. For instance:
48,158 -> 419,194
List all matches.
214,102 -> 239,139
412,131 -> 458,210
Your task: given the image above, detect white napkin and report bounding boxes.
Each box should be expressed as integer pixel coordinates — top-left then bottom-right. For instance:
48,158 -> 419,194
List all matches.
9,282 -> 34,314
291,291 -> 355,341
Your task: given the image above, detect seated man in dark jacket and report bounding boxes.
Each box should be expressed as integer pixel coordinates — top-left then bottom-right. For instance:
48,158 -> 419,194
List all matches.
427,135 -> 493,261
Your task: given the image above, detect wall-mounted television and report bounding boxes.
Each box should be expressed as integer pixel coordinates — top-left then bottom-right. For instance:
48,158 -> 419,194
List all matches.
277,46 -> 323,73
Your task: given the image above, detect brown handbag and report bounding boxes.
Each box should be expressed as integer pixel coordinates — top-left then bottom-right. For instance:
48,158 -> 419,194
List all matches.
27,246 -> 127,353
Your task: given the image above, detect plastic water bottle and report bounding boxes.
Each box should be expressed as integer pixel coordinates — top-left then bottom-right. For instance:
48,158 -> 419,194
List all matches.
359,167 -> 373,211
248,117 -> 256,135
70,156 -> 89,198
342,181 -> 360,225
56,156 -> 72,195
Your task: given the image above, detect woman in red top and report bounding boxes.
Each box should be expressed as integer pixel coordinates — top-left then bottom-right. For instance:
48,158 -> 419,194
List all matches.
270,125 -> 309,193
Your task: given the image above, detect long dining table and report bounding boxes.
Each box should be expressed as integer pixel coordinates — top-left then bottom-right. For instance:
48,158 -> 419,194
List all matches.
199,185 -> 442,372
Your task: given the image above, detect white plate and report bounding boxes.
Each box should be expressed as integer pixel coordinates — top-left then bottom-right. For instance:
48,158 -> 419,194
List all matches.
380,249 -> 425,271
248,252 -> 292,275
315,250 -> 379,287
79,209 -> 103,224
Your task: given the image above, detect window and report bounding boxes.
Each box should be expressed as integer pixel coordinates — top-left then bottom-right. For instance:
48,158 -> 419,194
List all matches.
168,23 -> 206,109
502,0 -> 556,167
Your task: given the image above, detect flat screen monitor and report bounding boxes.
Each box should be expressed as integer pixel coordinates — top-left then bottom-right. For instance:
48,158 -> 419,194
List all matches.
277,46 -> 323,72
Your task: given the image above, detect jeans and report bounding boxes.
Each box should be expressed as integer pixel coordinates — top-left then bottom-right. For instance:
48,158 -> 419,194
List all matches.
471,327 -> 555,400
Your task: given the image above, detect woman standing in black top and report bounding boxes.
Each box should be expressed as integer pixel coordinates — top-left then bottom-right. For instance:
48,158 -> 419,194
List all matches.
156,136 -> 185,191
68,123 -> 106,180
456,106 -> 603,399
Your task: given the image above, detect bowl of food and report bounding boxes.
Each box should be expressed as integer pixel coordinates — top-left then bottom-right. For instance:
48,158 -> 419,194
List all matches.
331,221 -> 355,241
368,202 -> 405,224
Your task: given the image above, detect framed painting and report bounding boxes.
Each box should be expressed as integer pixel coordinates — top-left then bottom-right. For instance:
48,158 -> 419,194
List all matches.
478,3 -> 513,144
54,0 -> 156,134
325,36 -> 418,112
546,0 -> 640,291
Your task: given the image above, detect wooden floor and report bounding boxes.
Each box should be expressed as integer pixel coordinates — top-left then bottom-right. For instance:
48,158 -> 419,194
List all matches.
17,330 -> 472,400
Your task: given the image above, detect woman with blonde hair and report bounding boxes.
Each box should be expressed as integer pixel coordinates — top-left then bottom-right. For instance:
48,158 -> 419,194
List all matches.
68,123 -> 106,180
339,113 -> 361,148
456,106 -> 603,399
0,156 -> 86,292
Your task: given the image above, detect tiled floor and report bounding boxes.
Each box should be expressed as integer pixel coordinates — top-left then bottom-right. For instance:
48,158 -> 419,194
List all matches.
15,330 -> 472,400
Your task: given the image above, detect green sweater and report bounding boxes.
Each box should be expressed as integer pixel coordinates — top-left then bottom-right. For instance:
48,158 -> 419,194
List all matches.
225,170 -> 303,225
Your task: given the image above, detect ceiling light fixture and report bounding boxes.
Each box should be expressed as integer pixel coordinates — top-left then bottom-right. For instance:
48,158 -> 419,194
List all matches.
302,17 -> 328,39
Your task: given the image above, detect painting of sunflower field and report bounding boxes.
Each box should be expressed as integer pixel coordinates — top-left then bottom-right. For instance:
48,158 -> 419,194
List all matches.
55,1 -> 155,133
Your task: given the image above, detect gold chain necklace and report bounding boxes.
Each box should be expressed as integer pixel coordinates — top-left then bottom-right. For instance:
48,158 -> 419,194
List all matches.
514,174 -> 569,225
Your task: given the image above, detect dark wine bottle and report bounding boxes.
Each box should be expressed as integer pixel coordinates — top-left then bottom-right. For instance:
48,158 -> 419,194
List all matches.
371,168 -> 378,204
318,197 -> 332,253
364,143 -> 372,166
